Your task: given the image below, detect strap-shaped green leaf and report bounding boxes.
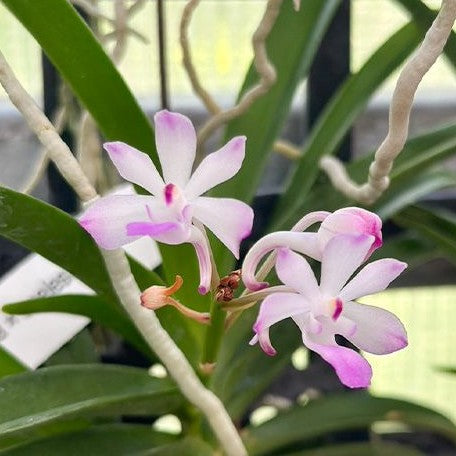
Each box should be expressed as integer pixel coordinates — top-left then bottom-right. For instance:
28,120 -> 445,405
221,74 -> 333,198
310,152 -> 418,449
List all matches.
0,348 -> 26,379
284,442 -> 424,456
244,393 -> 456,455
0,365 -> 182,447
273,22 -> 423,229
394,205 -> 456,264
284,123 -> 456,226
0,0 -> 157,163
3,295 -> 152,358
2,424 -> 177,455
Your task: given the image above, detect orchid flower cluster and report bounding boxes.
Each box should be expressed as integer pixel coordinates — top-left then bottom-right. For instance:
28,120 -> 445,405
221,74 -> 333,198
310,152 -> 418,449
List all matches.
80,110 -> 408,389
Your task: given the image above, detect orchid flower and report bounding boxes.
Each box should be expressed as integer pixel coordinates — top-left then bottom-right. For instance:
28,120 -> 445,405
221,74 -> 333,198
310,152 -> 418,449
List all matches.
243,207 -> 382,291
80,110 -> 254,294
250,234 -> 408,388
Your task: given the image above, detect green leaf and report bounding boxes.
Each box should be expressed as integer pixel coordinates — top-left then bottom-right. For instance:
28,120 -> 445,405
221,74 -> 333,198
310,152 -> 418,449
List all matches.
285,123 -> 456,225
0,186 -> 116,301
243,392 -> 456,455
142,436 -> 214,456
212,0 -> 341,206
44,329 -> 98,366
395,0 -> 456,70
0,348 -> 26,379
0,365 -> 182,448
284,441 -> 424,456
273,22 -> 423,229
373,169 -> 456,220
1,424 -> 177,455
1,0 -> 157,162
211,313 -> 300,420
393,205 -> 456,264
3,295 -> 151,358
369,234 -> 434,268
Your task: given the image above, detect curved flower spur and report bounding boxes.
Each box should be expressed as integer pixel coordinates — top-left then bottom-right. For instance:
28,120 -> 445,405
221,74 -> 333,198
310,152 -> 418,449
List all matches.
80,110 -> 254,294
248,234 -> 408,388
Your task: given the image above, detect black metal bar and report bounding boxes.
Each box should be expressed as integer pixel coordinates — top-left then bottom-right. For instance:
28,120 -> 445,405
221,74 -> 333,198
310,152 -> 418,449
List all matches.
157,0 -> 169,109
42,54 -> 78,214
307,0 -> 351,162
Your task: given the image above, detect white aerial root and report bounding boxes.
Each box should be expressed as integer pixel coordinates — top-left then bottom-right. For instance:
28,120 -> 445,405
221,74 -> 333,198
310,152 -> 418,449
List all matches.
320,0 -> 456,204
195,0 -> 282,148
0,49 -> 247,456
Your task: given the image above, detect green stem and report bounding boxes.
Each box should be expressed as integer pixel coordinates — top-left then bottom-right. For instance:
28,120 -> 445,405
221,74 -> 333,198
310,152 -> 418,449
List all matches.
202,297 -> 225,365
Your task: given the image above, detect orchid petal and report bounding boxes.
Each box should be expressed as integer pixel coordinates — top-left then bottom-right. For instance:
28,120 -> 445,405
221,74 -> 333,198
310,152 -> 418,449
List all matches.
191,196 -> 253,258
251,292 -> 308,356
242,232 -> 320,291
320,234 -> 374,296
343,301 -> 408,355
188,226 -> 212,295
253,292 -> 308,335
250,329 -> 277,357
79,194 -> 156,249
318,207 -> 382,258
154,110 -> 196,187
275,248 -> 320,301
304,334 -> 372,388
185,136 -> 246,200
103,142 -> 165,196
340,259 -> 407,302
126,221 -> 178,237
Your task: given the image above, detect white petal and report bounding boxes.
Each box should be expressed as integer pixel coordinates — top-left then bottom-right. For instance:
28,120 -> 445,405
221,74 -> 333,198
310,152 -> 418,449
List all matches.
79,194 -> 156,249
339,259 -> 407,302
342,301 -> 408,355
275,248 -> 320,301
191,197 -> 253,258
320,234 -> 374,296
188,226 -> 212,295
104,142 -> 164,195
242,231 -> 320,291
185,136 -> 246,199
252,292 -> 308,355
154,110 -> 196,187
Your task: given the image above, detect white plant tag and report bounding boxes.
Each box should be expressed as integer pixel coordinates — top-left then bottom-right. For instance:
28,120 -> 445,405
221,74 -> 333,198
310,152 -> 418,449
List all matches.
0,184 -> 162,369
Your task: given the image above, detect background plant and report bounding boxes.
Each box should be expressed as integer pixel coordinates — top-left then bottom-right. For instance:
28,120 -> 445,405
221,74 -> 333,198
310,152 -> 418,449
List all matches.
0,0 -> 455,454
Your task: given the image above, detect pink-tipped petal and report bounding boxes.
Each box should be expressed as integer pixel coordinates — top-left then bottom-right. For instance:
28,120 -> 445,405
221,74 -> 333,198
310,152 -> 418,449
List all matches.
257,329 -> 277,356
304,335 -> 373,388
185,136 -> 246,200
79,194 -> 156,249
188,226 -> 212,295
191,197 -> 253,259
320,234 -> 374,296
103,142 -> 164,196
339,259 -> 407,302
253,292 -> 308,337
343,301 -> 408,355
318,207 -> 382,258
275,249 -> 320,301
154,110 -> 196,187
241,232 -> 320,291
